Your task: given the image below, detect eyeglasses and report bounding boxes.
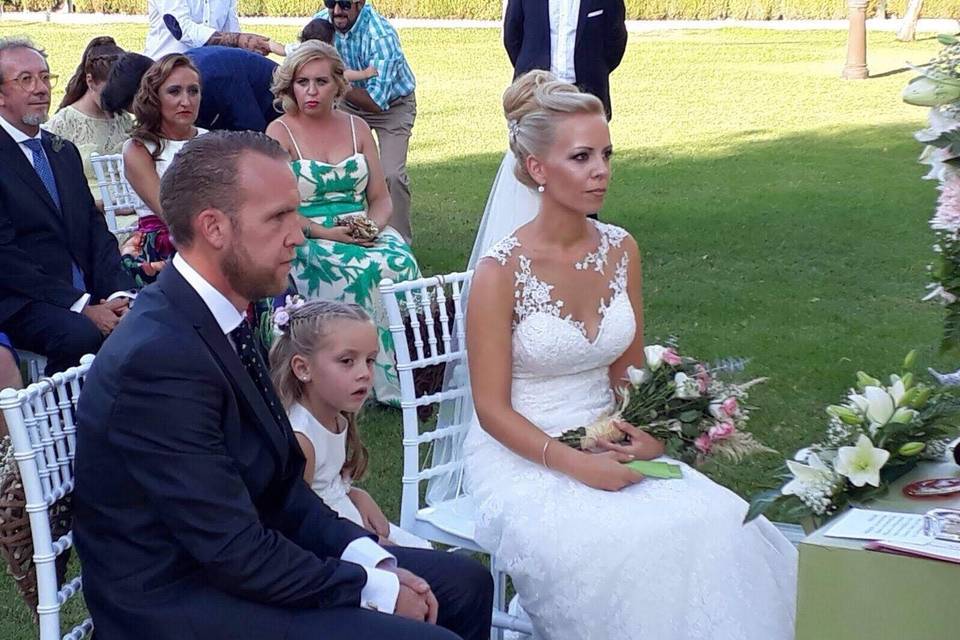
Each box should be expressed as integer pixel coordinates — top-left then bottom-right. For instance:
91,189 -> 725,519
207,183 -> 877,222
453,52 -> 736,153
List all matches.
2,72 -> 58,92
324,0 -> 357,10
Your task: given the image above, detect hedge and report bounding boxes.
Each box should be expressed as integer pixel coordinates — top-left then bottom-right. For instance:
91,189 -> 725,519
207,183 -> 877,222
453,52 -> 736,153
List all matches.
14,0 -> 960,20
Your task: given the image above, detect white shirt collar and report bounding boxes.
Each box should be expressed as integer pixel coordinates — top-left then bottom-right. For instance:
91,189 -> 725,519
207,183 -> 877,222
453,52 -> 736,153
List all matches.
172,253 -> 245,335
0,112 -> 41,144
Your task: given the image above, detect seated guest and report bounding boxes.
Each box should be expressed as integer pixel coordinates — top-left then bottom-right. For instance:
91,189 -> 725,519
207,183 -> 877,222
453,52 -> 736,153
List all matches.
266,42 -> 420,405
0,37 -> 134,376
123,53 -> 207,283
0,333 -> 22,439
42,36 -> 133,205
102,48 -> 279,132
73,130 -> 492,640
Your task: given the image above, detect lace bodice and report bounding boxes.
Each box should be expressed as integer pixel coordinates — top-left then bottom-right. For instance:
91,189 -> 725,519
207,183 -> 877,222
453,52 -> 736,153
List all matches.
480,220 -> 636,435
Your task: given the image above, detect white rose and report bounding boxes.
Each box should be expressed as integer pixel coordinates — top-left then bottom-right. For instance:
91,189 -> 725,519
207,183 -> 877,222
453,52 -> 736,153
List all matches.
674,372 -> 700,399
644,345 -> 668,371
626,365 -> 650,386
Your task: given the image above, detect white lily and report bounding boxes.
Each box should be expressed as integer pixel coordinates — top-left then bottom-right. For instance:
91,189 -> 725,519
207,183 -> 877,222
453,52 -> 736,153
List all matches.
848,393 -> 870,415
863,386 -> 896,426
782,453 -> 836,496
889,378 -> 906,406
626,365 -> 650,386
673,372 -> 700,399
644,345 -> 667,371
834,434 -> 890,487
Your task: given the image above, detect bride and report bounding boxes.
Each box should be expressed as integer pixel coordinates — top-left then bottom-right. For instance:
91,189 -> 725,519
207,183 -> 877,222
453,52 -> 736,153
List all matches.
461,71 -> 798,639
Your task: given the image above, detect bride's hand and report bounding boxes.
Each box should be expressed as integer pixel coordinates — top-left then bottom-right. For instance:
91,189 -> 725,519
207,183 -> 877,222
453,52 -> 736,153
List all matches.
598,420 -> 665,461
572,450 -> 644,492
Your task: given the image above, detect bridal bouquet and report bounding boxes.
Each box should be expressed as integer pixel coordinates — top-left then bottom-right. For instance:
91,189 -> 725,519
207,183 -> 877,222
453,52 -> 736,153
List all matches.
745,352 -> 960,526
555,344 -> 775,465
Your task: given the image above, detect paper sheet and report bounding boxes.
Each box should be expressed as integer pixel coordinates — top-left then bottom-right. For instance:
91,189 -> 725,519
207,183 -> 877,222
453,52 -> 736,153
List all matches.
824,508 -> 929,543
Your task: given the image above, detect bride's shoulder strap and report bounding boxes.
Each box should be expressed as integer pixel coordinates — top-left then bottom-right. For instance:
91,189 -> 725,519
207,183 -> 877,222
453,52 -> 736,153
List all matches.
592,218 -> 630,245
481,234 -> 521,266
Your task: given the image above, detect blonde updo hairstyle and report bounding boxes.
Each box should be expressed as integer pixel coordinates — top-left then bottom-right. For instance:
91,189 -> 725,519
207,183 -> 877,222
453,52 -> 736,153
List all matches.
271,40 -> 349,115
504,70 -> 606,189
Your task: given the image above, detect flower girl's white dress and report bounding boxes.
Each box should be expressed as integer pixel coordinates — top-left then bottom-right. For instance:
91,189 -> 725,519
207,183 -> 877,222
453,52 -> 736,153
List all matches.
463,220 -> 798,640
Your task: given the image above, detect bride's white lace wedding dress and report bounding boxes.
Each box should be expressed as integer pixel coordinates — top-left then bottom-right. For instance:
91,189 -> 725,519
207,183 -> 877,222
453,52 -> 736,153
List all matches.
463,220 -> 797,640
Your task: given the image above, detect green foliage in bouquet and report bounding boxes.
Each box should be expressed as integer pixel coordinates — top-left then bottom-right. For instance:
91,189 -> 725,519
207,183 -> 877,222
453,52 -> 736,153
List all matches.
746,352 -> 960,527
556,344 -> 774,466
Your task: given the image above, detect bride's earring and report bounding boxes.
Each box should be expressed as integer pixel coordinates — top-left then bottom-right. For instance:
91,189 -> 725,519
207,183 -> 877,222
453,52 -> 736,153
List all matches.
537,184 -> 545,193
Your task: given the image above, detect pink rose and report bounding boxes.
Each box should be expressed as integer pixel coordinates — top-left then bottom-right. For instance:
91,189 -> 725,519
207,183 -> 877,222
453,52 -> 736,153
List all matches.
708,421 -> 736,441
721,397 -> 739,417
695,364 -> 711,393
694,433 -> 713,454
662,348 -> 682,366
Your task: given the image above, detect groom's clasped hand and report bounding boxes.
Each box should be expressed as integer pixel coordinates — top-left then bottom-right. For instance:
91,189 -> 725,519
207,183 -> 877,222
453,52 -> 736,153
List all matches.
390,567 -> 439,623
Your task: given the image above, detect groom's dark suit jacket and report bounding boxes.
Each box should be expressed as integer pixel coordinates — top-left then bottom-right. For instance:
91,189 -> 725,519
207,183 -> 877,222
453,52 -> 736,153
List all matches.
0,126 -> 133,325
504,0 -> 628,119
74,265 -> 375,639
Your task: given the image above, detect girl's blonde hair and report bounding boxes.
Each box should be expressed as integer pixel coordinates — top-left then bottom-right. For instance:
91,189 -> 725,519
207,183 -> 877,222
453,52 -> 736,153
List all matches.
503,70 -> 606,189
271,40 -> 349,115
269,300 -> 372,481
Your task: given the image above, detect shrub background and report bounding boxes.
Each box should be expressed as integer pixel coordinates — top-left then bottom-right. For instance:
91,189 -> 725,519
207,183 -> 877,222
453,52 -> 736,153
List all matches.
10,0 -> 960,20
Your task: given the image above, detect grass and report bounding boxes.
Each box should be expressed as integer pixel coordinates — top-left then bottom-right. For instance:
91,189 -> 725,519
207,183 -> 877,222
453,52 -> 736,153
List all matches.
0,21 -> 952,637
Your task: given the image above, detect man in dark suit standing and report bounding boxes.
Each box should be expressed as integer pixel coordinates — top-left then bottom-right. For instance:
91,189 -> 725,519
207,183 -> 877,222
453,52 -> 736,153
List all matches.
504,0 -> 628,120
73,130 -> 492,640
0,37 -> 134,375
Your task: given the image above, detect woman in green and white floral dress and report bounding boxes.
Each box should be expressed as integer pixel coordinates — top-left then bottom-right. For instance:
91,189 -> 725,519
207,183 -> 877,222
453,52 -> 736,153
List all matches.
267,41 -> 420,404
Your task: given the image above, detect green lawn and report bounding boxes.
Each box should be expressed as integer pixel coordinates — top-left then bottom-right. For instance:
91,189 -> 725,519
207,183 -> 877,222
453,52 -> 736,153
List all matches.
0,21 -> 952,637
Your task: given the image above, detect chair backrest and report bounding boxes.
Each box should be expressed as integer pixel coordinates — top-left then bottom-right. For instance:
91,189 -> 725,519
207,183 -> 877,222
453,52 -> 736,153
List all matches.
0,355 -> 95,640
90,153 -> 140,234
379,271 -> 473,532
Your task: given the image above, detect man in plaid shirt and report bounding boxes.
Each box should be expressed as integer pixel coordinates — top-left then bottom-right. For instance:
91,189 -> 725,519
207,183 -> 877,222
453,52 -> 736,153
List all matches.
315,0 -> 417,244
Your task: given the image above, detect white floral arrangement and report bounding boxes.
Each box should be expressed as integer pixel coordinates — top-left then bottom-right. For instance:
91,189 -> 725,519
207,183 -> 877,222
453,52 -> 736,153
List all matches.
746,352 -> 960,527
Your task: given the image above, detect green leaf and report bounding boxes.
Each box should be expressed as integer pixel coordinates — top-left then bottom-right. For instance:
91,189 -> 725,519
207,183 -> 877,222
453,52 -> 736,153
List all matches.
679,409 -> 700,423
744,488 -> 783,523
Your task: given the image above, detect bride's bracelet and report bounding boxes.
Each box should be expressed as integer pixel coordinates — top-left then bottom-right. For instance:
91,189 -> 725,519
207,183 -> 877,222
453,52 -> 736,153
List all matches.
541,439 -> 552,470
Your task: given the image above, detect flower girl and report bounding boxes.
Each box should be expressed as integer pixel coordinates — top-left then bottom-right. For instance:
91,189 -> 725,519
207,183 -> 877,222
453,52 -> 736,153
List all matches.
269,299 -> 429,548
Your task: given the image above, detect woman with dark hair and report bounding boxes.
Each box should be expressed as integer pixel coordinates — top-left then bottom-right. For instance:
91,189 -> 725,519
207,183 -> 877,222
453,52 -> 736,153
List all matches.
122,54 -> 206,284
42,36 -> 134,201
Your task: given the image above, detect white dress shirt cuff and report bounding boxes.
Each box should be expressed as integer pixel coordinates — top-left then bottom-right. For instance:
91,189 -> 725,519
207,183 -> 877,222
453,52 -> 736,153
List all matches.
106,290 -> 137,302
70,293 -> 91,313
359,566 -> 400,614
341,536 -> 396,568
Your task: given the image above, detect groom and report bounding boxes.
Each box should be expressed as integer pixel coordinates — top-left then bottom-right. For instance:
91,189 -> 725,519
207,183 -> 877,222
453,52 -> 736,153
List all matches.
73,130 -> 492,640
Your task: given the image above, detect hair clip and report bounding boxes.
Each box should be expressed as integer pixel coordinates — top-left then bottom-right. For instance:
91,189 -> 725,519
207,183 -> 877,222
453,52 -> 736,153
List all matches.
507,119 -> 520,142
272,294 -> 306,336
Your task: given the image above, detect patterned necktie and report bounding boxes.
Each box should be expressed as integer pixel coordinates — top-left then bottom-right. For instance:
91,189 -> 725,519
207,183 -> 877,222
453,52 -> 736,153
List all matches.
22,138 -> 85,291
230,320 -> 289,431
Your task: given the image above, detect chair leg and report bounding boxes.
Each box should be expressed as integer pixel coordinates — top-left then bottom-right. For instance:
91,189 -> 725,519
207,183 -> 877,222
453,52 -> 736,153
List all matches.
490,554 -> 507,640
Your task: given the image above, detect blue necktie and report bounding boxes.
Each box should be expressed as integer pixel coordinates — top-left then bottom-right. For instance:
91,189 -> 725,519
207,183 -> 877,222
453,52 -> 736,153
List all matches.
22,138 -> 85,291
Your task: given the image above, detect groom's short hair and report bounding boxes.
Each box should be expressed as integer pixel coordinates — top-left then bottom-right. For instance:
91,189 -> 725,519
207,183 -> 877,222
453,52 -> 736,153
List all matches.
159,130 -> 288,248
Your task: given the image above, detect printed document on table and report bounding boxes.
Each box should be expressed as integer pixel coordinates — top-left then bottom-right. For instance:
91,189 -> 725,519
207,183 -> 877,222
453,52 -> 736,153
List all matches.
824,508 -> 929,543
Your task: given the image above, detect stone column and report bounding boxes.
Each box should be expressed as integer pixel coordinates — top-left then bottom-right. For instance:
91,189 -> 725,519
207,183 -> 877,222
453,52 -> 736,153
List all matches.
843,0 -> 870,79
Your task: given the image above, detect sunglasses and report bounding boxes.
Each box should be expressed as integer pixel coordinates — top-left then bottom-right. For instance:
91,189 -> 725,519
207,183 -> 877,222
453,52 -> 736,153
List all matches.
323,0 -> 357,10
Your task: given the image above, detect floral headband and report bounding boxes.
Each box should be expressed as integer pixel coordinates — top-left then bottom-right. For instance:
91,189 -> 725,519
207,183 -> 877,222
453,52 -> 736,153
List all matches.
272,294 -> 306,336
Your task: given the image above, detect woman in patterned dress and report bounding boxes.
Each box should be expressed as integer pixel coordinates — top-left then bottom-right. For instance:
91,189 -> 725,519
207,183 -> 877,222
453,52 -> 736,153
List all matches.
266,41 -> 420,404
122,54 -> 207,287
43,36 -> 133,207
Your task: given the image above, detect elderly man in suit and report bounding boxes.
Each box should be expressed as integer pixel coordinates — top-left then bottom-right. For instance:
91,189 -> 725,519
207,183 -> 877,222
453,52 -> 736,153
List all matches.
504,0 -> 628,120
73,130 -> 493,640
0,37 -> 134,376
